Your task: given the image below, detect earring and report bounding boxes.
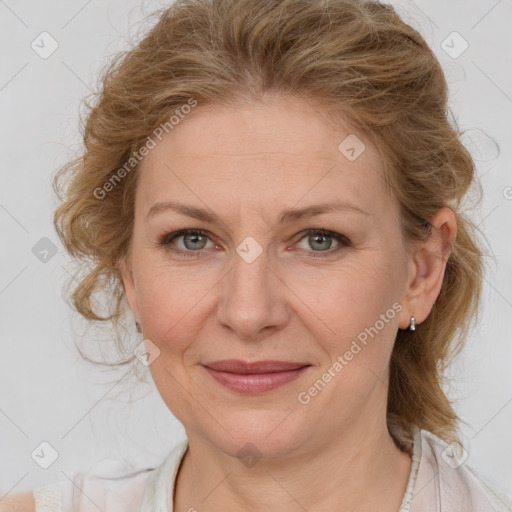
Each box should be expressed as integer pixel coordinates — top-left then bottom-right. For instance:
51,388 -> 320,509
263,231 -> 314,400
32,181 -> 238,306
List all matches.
135,321 -> 142,333
409,316 -> 416,331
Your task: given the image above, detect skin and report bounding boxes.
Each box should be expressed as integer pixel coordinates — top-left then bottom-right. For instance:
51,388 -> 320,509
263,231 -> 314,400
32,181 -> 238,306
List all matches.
0,492 -> 35,512
118,95 -> 456,512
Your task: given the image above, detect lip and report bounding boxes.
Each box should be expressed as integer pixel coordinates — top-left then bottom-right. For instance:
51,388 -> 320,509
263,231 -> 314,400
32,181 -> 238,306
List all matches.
202,360 -> 311,393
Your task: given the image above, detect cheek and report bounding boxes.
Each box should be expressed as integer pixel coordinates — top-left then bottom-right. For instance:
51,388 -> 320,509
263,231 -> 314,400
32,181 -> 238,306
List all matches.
293,251 -> 404,365
130,255 -> 226,422
133,255 -> 219,356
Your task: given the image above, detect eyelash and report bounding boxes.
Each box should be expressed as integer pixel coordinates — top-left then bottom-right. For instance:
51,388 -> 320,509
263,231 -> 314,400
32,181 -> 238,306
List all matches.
159,228 -> 351,259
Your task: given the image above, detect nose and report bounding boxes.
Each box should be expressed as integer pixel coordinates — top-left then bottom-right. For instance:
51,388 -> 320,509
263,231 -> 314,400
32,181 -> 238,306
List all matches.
216,244 -> 289,341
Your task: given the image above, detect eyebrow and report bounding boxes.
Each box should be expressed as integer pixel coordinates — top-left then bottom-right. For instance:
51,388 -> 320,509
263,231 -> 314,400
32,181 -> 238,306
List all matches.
145,199 -> 370,225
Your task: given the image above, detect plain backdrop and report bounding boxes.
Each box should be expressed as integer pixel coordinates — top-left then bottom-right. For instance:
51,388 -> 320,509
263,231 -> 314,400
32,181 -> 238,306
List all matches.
1,0 -> 511,499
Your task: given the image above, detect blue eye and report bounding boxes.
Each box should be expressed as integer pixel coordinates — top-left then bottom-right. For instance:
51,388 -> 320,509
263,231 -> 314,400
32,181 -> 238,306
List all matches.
296,229 -> 350,256
160,229 -> 214,258
160,228 -> 350,258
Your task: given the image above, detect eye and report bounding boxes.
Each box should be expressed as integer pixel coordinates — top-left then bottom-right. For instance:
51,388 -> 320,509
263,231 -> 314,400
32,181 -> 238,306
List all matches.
159,228 -> 351,259
160,229 -> 216,257
295,229 -> 350,256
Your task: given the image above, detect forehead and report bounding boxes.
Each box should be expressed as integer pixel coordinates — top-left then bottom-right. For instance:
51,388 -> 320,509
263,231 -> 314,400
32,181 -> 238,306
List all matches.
136,97 -> 390,219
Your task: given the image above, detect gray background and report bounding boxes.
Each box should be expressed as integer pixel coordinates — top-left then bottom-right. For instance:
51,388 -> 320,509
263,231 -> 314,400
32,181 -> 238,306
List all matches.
1,0 -> 511,498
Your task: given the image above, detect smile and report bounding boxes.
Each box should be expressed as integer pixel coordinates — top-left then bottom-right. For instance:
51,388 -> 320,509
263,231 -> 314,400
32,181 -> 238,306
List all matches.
201,360 -> 312,393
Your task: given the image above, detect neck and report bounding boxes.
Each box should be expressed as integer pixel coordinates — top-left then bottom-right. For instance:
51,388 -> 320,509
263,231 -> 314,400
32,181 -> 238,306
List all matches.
174,408 -> 412,512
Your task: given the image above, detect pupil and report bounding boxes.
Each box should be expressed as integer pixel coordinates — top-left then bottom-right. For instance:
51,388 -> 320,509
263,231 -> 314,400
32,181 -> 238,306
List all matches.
185,233 -> 206,250
310,234 -> 331,251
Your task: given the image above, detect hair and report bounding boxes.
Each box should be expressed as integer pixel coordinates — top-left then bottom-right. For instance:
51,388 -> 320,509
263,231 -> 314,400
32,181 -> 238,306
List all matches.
53,0 -> 486,447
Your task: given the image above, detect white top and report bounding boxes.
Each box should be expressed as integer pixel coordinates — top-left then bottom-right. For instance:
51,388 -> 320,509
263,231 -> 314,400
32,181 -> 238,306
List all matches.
33,424 -> 512,512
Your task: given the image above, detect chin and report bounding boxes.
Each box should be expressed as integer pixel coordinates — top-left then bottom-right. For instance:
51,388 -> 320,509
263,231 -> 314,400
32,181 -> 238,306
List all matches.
196,408 -> 312,460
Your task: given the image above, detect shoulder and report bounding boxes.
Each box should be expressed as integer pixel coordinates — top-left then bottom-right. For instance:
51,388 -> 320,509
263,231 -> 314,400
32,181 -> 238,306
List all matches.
468,470 -> 512,512
0,491 -> 35,512
30,458 -> 157,512
73,458 -> 156,512
416,427 -> 512,512
28,440 -> 190,512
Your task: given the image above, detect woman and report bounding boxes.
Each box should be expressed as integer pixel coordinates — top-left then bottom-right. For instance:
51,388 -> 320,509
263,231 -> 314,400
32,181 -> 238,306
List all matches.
4,0 -> 511,510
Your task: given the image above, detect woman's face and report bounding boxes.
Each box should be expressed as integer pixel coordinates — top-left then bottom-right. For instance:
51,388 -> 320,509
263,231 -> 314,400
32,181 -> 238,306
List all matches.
120,96 -> 418,458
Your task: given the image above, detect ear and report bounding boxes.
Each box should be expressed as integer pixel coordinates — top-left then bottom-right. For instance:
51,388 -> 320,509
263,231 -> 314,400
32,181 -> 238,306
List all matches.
117,253 -> 140,323
398,207 -> 457,329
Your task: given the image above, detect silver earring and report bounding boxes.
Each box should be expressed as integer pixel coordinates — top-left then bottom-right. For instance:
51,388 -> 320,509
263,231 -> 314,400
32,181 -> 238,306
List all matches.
409,316 -> 416,331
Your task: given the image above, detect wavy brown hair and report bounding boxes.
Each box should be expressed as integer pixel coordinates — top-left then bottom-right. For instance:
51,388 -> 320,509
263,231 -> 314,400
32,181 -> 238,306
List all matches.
53,0 -> 486,446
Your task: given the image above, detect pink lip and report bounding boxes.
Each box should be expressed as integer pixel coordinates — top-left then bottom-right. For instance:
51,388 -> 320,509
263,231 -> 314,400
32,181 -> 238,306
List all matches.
202,360 -> 311,393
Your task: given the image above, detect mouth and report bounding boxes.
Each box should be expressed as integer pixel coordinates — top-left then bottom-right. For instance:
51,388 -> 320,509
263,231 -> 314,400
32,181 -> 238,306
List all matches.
201,360 -> 312,393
